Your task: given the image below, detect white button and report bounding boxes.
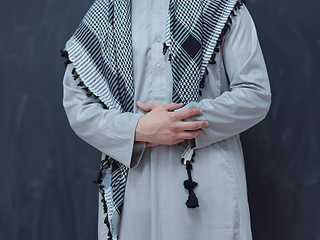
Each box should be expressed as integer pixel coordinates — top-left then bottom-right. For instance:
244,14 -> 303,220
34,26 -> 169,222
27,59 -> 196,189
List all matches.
156,63 -> 161,68
156,37 -> 161,42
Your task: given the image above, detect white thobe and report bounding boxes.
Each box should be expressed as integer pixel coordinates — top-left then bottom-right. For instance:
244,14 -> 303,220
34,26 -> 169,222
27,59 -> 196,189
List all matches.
63,2 -> 271,240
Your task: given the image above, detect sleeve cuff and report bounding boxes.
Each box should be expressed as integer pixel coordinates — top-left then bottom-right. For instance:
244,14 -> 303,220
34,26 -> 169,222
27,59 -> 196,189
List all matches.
130,141 -> 146,168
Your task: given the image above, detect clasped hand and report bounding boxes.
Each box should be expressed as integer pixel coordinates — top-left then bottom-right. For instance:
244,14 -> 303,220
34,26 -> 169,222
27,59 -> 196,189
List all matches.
135,101 -> 209,148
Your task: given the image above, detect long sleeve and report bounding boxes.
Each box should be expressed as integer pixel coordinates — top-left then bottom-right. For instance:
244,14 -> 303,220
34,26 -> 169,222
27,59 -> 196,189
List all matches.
63,63 -> 145,168
184,6 -> 271,149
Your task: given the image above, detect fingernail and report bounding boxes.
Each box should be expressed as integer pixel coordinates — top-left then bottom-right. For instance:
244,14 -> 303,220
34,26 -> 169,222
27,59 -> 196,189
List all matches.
137,100 -> 141,106
205,121 -> 209,127
199,109 -> 203,114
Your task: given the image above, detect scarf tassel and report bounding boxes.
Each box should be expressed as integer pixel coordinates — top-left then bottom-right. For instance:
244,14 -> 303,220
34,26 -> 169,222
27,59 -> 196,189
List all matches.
199,67 -> 208,96
163,43 -> 169,55
61,50 -> 109,109
61,50 -> 72,67
182,152 -> 199,208
208,0 -> 246,65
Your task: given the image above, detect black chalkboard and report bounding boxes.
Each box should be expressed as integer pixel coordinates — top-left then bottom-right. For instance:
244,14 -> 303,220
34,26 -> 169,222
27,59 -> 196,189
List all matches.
243,1 -> 320,240
0,0 -> 319,239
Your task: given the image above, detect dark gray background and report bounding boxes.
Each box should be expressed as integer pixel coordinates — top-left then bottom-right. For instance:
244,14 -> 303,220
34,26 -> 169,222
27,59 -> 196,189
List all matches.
1,0 -> 319,239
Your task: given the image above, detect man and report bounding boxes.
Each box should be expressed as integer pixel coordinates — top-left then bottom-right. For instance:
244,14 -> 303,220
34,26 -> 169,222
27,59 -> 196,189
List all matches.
62,0 -> 271,239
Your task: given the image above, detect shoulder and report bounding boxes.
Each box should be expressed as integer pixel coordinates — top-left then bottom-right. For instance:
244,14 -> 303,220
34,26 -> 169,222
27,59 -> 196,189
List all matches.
231,5 -> 257,32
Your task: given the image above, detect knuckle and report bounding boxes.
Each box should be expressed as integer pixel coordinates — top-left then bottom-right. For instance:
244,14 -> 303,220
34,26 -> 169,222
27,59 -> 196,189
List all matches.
167,113 -> 177,122
185,134 -> 193,140
154,102 -> 161,108
191,130 -> 202,138
191,122 -> 198,129
170,123 -> 179,131
188,109 -> 199,117
169,126 -> 176,132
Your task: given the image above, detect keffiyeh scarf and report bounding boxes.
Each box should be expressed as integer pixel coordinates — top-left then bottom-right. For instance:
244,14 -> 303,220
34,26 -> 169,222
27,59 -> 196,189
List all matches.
62,0 -> 245,239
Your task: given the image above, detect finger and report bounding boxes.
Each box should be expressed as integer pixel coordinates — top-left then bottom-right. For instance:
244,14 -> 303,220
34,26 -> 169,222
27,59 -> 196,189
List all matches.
166,130 -> 204,145
164,102 -> 184,112
137,101 -> 160,112
179,120 -> 209,131
146,142 -> 159,148
174,108 -> 203,120
179,129 -> 204,140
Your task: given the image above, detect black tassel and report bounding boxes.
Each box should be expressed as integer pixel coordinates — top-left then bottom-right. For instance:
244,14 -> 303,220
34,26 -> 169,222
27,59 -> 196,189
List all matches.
208,0 -> 245,67
184,178 -> 198,190
185,191 -> 199,209
209,59 -> 216,65
82,87 -> 89,91
235,2 -> 241,10
64,59 -> 72,67
163,43 -> 169,55
99,100 -> 108,109
60,50 -> 69,59
209,52 -> 217,65
200,76 -> 205,88
59,51 -> 109,110
73,73 -> 80,80
183,157 -> 199,208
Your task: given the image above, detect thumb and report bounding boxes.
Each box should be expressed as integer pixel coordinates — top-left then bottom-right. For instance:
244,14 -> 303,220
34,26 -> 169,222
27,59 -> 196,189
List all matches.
146,142 -> 159,148
165,102 -> 184,112
166,103 -> 183,112
137,101 -> 159,112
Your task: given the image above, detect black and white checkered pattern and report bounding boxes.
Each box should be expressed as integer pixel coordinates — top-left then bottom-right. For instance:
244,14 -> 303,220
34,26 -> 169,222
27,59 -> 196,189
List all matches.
167,0 -> 203,103
65,0 -> 244,239
66,0 -> 134,113
165,0 -> 240,104
65,1 -> 134,239
108,160 -> 128,238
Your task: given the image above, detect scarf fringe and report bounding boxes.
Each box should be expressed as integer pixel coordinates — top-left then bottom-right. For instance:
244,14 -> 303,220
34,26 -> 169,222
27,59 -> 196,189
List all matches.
209,0 -> 246,65
62,50 -> 111,237
61,50 -> 109,109
60,50 -> 72,67
94,156 -> 113,240
182,0 -> 247,206
93,155 -> 112,240
163,0 -> 246,97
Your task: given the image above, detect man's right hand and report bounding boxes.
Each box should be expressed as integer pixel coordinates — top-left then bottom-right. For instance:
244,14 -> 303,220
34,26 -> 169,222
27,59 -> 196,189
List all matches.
134,101 -> 209,148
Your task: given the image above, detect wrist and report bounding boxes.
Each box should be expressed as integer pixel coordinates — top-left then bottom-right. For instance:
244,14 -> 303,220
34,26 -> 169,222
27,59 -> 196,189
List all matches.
135,117 -> 148,143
